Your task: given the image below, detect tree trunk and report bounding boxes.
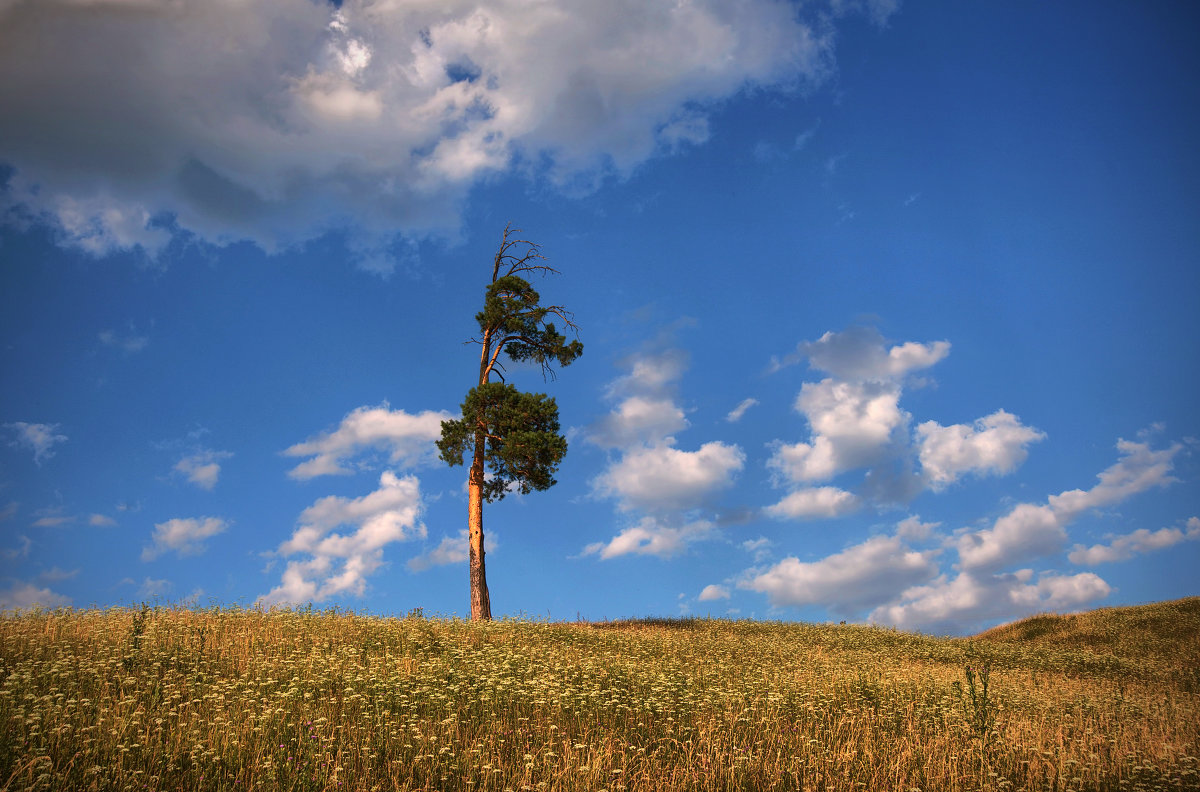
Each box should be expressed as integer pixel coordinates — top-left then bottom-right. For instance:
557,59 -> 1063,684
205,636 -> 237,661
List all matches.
468,431 -> 492,621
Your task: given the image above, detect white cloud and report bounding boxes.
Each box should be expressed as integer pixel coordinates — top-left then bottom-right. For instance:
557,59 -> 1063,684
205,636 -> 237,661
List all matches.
740,436 -> 1182,633
582,516 -> 716,560
916,410 -> 1045,489
771,326 -> 949,381
261,471 -> 426,605
174,449 -> 232,490
1047,439 -> 1180,520
956,503 -> 1064,572
408,531 -> 469,572
88,514 -> 117,527
4,422 -> 67,465
31,507 -> 76,528
957,439 -> 1180,571
764,486 -> 860,520
895,515 -> 940,542
589,396 -> 687,449
725,397 -> 759,423
869,569 -> 1111,634
141,516 -> 228,561
590,348 -> 689,449
741,533 -> 939,614
284,404 -> 450,479
0,0 -> 883,270
594,442 -> 744,513
698,584 -> 730,601
602,347 -> 689,401
407,529 -> 497,572
591,348 -> 745,514
0,581 -> 71,611
1069,517 -> 1200,565
765,326 -> 956,512
140,577 -> 172,597
769,379 -> 907,482
741,536 -> 773,562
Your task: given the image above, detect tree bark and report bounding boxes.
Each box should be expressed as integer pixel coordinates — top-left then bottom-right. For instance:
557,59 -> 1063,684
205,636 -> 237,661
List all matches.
468,428 -> 492,621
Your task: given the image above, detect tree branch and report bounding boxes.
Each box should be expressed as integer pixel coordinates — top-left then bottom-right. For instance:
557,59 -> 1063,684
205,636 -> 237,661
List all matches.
492,223 -> 561,283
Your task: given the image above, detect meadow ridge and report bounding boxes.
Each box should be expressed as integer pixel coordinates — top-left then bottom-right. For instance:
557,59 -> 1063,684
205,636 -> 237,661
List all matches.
1,599 -> 1197,791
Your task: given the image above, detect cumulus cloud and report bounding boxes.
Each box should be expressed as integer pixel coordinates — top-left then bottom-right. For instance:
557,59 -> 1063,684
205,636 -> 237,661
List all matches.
769,379 -> 907,483
590,348 -> 744,515
589,395 -> 687,449
741,532 -> 939,615
1069,516 -> 1200,565
283,404 -> 450,479
957,439 -> 1180,571
766,326 -> 957,513
0,581 -> 71,612
739,436 -> 1182,633
770,326 -> 949,380
698,583 -> 731,601
582,516 -> 716,560
174,449 -> 233,490
261,471 -> 426,605
764,486 -> 860,520
595,442 -> 745,513
603,348 -> 690,402
407,529 -> 497,572
4,422 -> 67,465
895,515 -> 940,542
916,410 -> 1045,489
858,438 -> 1179,632
869,569 -> 1111,634
0,0 -> 886,270
142,516 -> 228,560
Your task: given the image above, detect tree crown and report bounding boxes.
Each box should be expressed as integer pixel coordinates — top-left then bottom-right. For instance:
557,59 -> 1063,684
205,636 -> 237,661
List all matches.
438,225 -> 582,501
437,383 -> 565,502
473,229 -> 583,383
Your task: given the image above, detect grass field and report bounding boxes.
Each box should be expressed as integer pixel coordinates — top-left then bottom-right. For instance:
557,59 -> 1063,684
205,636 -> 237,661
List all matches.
2,598 -> 1198,791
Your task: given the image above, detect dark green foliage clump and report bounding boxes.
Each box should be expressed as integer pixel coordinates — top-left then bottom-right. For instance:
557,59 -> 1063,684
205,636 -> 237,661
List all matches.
437,383 -> 566,502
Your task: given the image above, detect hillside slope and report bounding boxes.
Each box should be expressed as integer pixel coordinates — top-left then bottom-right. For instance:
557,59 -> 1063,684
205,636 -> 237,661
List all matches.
973,596 -> 1200,687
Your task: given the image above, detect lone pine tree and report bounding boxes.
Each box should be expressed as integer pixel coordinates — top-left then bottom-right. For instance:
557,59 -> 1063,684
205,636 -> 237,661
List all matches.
436,225 -> 583,620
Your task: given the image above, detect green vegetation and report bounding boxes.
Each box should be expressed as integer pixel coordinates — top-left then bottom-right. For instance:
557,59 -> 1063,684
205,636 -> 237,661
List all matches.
2,600 -> 1197,791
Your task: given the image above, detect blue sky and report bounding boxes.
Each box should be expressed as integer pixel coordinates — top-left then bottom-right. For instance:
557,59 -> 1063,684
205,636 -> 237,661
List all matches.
2,0 -> 1197,634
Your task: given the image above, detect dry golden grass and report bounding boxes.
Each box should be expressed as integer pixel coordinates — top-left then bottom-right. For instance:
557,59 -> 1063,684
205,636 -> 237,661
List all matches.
1,599 -> 1197,791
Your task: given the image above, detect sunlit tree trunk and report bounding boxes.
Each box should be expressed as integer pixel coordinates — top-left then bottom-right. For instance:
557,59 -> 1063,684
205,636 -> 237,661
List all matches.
469,336 -> 494,621
468,427 -> 491,621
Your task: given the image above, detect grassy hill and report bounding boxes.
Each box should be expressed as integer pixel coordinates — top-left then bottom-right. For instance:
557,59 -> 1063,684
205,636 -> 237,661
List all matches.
1,600 -> 1197,791
972,596 -> 1200,691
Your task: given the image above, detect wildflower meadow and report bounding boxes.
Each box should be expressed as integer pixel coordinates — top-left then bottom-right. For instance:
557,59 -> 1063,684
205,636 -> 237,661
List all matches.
2,598 -> 1197,791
